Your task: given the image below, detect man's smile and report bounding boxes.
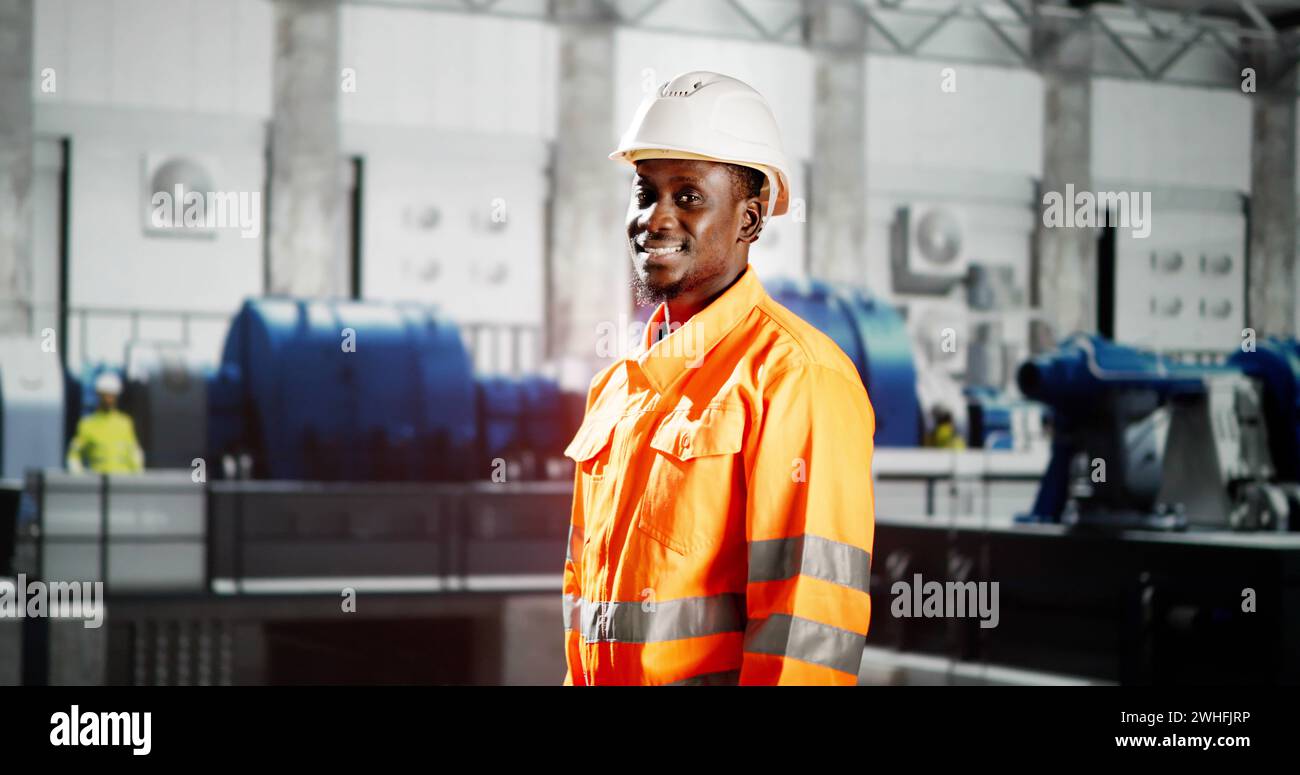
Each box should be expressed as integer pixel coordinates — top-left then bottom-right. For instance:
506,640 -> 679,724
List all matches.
635,240 -> 688,257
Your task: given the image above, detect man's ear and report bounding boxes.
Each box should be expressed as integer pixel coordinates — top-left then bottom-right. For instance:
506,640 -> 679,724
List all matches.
738,197 -> 764,244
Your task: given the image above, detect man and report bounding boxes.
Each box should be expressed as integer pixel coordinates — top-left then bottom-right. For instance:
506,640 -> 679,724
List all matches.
66,371 -> 145,474
925,406 -> 966,450
561,71 -> 876,685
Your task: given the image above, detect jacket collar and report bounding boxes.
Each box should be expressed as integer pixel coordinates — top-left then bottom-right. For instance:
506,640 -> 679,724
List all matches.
630,264 -> 766,395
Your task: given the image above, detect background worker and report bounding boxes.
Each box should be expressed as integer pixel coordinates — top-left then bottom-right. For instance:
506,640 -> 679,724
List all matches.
562,71 -> 876,686
66,371 -> 145,474
925,406 -> 966,450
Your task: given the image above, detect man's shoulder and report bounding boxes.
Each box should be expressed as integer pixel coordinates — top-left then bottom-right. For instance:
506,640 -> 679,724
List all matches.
751,295 -> 866,389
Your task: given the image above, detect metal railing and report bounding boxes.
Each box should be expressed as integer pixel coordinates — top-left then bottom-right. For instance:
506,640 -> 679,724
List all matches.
66,306 -> 232,370
63,306 -> 544,377
459,322 -> 545,376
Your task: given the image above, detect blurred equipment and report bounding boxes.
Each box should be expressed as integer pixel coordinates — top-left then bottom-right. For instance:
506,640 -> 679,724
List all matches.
66,369 -> 144,475
209,298 -> 479,481
208,298 -> 574,481
24,469 -> 205,593
890,204 -> 967,295
872,517 -> 1300,684
765,277 -> 921,446
477,374 -> 571,480
122,342 -> 211,469
967,320 -> 1007,389
964,385 -> 1044,450
609,70 -> 791,219
966,263 -> 1023,312
0,337 -> 66,479
1018,334 -> 1300,530
908,300 -> 968,377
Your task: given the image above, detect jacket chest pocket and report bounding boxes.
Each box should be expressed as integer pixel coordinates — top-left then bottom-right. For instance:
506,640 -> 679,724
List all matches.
564,412 -> 619,479
564,412 -> 621,540
636,405 -> 746,555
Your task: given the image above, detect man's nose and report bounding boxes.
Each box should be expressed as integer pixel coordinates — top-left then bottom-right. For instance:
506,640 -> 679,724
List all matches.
640,197 -> 680,233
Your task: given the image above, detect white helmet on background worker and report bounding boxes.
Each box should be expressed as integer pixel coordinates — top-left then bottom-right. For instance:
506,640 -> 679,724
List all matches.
94,371 -> 123,395
609,71 -> 792,220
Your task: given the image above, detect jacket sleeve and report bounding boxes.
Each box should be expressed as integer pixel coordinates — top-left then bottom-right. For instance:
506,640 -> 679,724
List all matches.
739,363 -> 876,685
562,381 -> 598,686
562,461 -> 585,686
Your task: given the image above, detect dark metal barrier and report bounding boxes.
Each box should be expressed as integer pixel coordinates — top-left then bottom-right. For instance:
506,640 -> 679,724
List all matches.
207,480 -> 572,593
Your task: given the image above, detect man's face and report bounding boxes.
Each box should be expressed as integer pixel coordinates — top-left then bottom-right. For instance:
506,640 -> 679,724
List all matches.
626,158 -> 759,307
97,391 -> 116,410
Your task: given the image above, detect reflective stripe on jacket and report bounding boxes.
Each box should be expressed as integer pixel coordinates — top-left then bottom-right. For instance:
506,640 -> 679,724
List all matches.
562,265 -> 876,685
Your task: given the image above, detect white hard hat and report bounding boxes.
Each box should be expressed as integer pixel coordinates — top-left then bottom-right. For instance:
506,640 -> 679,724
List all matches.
94,371 -> 123,395
610,71 -> 791,219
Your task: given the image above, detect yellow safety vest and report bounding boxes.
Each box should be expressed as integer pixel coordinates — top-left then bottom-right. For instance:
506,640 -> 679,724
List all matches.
925,421 -> 967,450
66,409 -> 144,474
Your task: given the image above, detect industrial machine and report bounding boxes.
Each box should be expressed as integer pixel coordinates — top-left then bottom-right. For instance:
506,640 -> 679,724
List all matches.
209,298 -> 479,481
122,342 -> 212,469
208,298 -> 575,482
0,337 -> 65,577
963,385 -> 1044,450
0,337 -> 65,480
1018,334 -> 1300,530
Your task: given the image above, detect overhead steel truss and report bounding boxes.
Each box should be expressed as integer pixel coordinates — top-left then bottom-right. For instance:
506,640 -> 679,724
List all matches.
349,0 -> 1300,90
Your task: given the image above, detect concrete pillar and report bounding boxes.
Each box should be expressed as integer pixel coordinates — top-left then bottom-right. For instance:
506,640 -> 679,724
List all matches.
806,0 -> 868,286
1245,37 -> 1298,338
0,0 -> 34,335
268,0 -> 344,297
1033,16 -> 1095,337
547,0 -> 628,375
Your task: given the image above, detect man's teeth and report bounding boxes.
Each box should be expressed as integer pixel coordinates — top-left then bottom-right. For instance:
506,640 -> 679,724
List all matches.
645,246 -> 683,256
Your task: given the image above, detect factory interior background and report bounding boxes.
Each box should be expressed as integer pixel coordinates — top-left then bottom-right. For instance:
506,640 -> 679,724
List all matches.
1,0 -> 1299,687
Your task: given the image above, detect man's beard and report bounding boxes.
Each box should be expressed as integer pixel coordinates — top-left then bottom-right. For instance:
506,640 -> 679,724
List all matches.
630,247 -> 712,307
630,269 -> 689,307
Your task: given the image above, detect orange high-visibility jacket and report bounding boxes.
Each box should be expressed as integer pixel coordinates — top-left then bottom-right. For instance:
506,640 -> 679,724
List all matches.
562,265 -> 876,685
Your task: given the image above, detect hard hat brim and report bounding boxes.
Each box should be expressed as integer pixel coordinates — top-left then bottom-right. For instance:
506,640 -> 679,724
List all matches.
610,146 -> 790,217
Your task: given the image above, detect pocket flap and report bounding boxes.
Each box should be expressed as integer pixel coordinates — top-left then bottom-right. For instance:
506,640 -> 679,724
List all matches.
649,407 -> 744,461
563,412 -> 619,462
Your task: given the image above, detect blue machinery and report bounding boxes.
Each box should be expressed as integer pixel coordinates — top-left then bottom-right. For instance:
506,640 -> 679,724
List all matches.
208,298 -> 574,481
210,299 -> 477,481
766,278 -> 921,447
1018,334 -> 1300,530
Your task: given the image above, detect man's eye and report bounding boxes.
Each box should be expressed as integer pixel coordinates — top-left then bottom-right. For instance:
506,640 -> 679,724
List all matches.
634,190 -> 653,206
676,192 -> 702,205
